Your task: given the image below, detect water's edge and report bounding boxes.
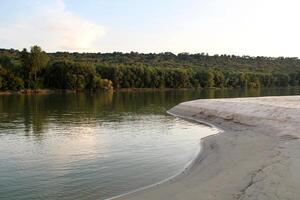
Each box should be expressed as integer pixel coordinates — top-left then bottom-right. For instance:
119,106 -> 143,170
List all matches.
105,109 -> 222,200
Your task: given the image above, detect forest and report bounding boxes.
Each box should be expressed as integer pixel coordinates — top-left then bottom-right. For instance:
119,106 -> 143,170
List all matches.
1,46 -> 300,91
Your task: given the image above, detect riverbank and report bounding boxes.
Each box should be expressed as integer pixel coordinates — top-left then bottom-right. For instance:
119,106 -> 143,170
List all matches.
0,88 -> 198,95
114,96 -> 300,200
2,87 -> 300,96
0,89 -> 114,95
0,89 -> 80,95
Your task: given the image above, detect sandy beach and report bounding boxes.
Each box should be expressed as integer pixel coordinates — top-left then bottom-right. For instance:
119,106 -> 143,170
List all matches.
113,96 -> 300,200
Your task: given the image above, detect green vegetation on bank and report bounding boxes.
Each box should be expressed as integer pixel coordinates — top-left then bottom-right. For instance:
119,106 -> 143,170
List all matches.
0,46 -> 112,91
1,46 -> 300,91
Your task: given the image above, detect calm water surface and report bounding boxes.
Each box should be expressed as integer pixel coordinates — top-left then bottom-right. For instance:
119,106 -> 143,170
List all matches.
1,88 -> 300,200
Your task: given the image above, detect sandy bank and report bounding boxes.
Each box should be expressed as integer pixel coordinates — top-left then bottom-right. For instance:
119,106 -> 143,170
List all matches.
113,96 -> 300,200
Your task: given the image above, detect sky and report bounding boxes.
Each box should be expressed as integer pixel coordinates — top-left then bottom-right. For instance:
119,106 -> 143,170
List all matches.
0,0 -> 300,57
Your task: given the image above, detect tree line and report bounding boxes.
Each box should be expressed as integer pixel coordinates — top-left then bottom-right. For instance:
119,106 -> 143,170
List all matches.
1,46 -> 300,91
96,65 -> 298,89
0,46 -> 112,91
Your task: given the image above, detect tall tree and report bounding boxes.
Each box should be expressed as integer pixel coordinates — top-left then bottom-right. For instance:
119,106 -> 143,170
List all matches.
21,46 -> 49,82
29,46 -> 49,81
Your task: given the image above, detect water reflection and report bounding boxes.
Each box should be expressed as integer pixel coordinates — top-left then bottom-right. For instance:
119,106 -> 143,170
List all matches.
1,88 -> 300,200
1,87 -> 300,137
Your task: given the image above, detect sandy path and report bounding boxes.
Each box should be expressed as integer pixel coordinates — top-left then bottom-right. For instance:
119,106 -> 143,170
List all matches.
113,96 -> 300,200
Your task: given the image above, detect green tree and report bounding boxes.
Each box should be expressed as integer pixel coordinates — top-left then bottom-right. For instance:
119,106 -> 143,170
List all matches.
44,60 -> 112,90
30,46 -> 49,81
21,46 -> 49,86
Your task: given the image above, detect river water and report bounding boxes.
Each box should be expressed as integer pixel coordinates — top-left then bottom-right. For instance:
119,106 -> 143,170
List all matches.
1,88 -> 300,200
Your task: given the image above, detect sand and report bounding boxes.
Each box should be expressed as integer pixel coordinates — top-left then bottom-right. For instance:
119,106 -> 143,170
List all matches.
111,96 -> 300,200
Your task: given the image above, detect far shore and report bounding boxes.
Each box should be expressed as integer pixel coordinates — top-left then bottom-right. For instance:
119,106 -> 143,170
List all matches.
112,96 -> 300,200
2,86 -> 299,96
0,87 -> 205,95
0,89 -> 113,95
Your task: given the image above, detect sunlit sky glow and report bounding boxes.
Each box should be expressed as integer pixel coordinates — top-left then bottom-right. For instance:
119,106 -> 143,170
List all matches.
1,0 -> 300,56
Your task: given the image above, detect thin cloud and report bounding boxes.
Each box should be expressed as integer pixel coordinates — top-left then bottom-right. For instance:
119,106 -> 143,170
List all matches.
0,0 -> 106,52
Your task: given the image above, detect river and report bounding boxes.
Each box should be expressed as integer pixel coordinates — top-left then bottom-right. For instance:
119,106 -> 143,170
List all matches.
1,87 -> 300,199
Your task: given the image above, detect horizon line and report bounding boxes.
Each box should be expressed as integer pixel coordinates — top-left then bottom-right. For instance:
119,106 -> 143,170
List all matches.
1,47 -> 299,59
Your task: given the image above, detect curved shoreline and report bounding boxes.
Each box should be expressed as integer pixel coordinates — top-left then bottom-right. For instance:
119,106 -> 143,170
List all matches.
106,113 -> 220,200
113,96 -> 300,200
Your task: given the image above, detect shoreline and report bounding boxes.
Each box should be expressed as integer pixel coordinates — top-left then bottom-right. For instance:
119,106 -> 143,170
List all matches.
0,88 -> 194,96
113,96 -> 300,200
1,86 -> 300,96
0,89 -> 114,96
107,112 -> 221,200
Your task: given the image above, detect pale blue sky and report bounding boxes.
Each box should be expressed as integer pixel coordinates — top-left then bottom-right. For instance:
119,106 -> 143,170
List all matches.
1,0 -> 300,56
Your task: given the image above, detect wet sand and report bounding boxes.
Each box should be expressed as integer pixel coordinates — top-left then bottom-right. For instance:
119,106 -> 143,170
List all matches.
113,96 -> 300,200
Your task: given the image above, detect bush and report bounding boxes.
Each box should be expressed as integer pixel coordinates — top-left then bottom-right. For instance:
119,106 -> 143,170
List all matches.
44,60 -> 113,90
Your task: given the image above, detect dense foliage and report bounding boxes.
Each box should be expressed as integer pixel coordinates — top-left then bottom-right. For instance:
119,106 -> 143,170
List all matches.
1,46 -> 300,90
44,61 -> 112,90
0,46 -> 112,91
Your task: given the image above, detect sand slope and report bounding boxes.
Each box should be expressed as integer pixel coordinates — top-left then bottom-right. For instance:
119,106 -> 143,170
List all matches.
113,96 -> 300,200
